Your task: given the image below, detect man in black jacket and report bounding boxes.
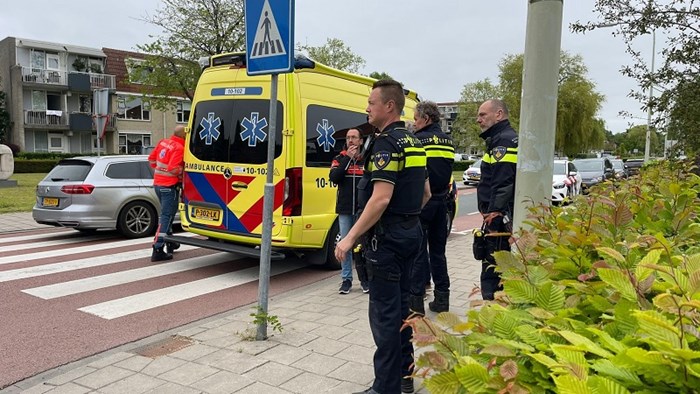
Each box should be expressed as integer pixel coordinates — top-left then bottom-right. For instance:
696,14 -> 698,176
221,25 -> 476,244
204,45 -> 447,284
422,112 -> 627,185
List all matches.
476,99 -> 518,300
329,128 -> 367,294
409,101 -> 455,315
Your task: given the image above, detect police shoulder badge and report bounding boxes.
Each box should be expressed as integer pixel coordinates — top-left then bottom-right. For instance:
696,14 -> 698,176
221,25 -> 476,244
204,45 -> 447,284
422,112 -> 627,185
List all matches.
492,146 -> 507,161
374,151 -> 391,170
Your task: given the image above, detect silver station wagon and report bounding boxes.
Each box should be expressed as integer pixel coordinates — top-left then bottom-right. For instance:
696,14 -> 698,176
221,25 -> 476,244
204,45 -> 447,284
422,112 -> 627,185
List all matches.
33,155 -> 172,238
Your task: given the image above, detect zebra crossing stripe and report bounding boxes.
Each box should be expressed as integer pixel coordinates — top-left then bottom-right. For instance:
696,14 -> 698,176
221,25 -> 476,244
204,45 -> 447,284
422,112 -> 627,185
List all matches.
0,233 -> 198,266
0,229 -> 73,244
78,261 -> 308,320
0,245 -> 198,282
1,234 -> 105,253
22,252 -> 239,299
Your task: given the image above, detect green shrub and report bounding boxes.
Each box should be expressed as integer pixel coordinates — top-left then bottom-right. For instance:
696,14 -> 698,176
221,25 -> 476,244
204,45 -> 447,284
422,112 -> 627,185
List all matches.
14,159 -> 59,173
412,160 -> 700,393
16,152 -> 87,160
453,161 -> 474,172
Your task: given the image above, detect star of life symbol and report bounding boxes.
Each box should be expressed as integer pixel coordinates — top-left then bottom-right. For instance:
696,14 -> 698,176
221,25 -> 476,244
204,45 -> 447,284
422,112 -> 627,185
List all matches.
240,112 -> 268,147
199,112 -> 221,145
316,119 -> 336,152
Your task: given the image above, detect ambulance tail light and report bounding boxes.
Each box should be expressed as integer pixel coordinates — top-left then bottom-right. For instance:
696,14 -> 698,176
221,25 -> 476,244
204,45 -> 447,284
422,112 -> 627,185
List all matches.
283,168 -> 302,216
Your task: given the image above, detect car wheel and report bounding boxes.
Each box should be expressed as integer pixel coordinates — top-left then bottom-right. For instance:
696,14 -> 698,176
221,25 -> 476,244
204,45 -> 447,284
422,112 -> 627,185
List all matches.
117,201 -> 157,238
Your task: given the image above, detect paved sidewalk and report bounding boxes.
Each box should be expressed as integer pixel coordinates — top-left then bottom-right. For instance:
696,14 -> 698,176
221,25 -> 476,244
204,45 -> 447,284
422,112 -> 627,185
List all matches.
1,213 -> 481,394
0,212 -> 50,234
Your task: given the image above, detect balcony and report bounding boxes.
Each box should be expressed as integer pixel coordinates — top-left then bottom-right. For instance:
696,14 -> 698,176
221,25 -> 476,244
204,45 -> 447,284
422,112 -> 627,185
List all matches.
69,112 -> 118,132
21,67 -> 67,86
68,72 -> 116,92
20,67 -> 115,91
24,110 -> 69,129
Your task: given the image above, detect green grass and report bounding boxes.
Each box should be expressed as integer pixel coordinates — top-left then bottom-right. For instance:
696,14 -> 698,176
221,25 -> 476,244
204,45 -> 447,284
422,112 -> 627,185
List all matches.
0,173 -> 46,213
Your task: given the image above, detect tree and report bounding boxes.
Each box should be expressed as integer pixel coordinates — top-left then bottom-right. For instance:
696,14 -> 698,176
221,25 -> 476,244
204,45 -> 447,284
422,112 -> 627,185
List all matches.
0,77 -> 10,144
135,0 -> 245,110
572,1 -> 700,153
451,79 -> 502,152
368,71 -> 393,80
498,52 -> 605,156
297,38 -> 366,73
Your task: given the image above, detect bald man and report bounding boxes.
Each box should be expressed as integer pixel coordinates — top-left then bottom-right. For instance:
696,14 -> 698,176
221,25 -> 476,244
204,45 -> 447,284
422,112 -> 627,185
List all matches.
148,126 -> 186,262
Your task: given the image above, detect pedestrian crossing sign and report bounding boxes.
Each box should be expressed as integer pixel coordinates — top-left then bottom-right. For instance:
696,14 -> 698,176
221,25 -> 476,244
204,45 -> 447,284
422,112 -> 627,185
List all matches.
245,0 -> 295,75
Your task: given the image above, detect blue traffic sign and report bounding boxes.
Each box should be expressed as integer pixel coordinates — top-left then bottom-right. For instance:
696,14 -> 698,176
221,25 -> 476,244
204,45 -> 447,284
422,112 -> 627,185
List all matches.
244,0 -> 295,75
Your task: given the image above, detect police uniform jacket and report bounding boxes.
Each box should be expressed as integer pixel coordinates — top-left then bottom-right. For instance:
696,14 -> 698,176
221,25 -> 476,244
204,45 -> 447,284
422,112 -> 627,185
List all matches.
414,122 -> 454,198
148,134 -> 185,187
477,119 -> 518,214
358,121 -> 427,218
329,150 -> 364,215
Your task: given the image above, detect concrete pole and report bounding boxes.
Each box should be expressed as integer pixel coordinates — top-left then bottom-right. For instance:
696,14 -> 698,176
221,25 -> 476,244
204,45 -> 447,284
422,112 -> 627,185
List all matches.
644,30 -> 656,163
513,0 -> 564,234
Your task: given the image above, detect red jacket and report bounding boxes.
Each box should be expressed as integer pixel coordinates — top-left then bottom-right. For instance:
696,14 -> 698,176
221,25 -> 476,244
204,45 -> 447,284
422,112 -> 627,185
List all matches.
148,135 -> 185,187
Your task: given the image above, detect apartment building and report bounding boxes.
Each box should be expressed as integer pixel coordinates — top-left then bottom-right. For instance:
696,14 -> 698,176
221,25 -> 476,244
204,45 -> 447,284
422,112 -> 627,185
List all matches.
437,101 -> 459,134
0,37 -> 189,154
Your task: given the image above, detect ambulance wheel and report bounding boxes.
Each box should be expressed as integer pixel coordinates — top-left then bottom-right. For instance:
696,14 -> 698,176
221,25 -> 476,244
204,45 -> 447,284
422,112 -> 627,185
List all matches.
308,221 -> 341,270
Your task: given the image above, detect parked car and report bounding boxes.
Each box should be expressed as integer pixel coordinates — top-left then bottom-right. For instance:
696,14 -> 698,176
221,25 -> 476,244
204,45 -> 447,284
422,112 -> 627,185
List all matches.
552,159 -> 582,204
624,158 -> 644,176
611,159 -> 628,179
572,157 -> 614,193
462,159 -> 482,186
33,155 -> 175,238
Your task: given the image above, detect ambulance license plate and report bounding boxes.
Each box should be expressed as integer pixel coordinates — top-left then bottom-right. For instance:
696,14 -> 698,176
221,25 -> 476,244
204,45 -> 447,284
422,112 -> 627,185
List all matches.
43,197 -> 59,207
192,207 -> 220,221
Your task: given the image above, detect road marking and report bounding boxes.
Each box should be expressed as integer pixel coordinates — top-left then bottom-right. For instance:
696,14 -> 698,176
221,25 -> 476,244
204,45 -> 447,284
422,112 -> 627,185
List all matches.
1,234 -> 107,252
0,233 -> 198,266
79,261 -> 308,320
0,229 -> 75,245
0,245 -> 198,282
22,253 -> 240,299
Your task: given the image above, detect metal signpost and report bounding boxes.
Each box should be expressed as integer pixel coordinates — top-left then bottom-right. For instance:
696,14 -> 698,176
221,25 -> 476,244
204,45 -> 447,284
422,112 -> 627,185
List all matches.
93,88 -> 110,157
244,0 -> 294,340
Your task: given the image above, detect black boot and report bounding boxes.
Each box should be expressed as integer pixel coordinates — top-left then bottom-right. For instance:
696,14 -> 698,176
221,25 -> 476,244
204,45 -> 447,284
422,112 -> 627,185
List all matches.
401,377 -> 415,393
409,295 -> 425,316
166,241 -> 180,254
429,290 -> 450,313
151,246 -> 173,262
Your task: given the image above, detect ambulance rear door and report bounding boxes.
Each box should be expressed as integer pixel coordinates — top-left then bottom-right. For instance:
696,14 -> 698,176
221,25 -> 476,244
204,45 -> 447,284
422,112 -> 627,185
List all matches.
184,84 -> 286,239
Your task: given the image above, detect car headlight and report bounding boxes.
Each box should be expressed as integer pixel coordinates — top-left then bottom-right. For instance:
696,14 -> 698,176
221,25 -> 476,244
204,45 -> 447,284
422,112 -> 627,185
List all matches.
592,176 -> 603,182
553,182 -> 565,189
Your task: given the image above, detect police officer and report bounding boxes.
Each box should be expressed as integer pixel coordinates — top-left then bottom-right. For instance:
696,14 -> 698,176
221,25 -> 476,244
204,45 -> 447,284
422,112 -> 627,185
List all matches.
476,99 -> 518,300
335,80 -> 430,394
408,101 -> 455,315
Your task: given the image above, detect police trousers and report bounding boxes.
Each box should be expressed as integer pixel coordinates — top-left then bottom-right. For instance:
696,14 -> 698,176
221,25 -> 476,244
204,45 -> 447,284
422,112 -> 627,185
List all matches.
410,198 -> 450,296
364,218 -> 422,394
481,215 -> 510,300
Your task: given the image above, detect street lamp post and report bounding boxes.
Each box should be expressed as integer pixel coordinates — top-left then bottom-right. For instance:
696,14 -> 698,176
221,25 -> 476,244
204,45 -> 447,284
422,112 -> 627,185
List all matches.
644,29 -> 656,163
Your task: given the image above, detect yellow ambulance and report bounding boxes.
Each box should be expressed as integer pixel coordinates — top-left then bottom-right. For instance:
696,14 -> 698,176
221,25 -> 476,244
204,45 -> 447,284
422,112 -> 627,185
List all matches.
174,52 -> 420,268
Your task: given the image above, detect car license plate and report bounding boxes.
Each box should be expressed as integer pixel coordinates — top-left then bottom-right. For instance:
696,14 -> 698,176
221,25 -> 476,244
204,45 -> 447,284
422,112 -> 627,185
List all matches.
191,207 -> 221,221
43,197 -> 59,207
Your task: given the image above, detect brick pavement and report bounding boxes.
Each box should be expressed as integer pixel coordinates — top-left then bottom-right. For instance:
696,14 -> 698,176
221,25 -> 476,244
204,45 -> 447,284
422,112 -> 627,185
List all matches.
1,212 -> 482,394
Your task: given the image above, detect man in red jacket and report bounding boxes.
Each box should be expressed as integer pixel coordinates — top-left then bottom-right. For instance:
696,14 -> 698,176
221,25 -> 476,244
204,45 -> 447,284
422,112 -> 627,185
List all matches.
148,126 -> 186,262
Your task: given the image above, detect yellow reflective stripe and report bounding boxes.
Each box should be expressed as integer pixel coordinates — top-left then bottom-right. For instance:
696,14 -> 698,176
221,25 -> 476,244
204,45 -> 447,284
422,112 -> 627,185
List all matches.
425,150 -> 455,159
405,155 -> 426,168
404,147 -> 424,154
381,161 -> 400,171
483,153 -> 517,164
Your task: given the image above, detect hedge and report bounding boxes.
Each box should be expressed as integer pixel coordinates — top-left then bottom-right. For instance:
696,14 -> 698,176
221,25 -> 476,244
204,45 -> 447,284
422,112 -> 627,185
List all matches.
13,159 -> 60,173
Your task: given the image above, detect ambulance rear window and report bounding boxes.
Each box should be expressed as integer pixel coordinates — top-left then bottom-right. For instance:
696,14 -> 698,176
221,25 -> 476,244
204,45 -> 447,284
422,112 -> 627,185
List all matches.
305,105 -> 367,167
188,99 -> 283,164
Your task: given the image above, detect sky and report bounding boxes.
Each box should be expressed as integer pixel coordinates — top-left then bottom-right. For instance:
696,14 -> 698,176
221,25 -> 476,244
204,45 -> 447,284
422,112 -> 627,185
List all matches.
0,0 -> 658,134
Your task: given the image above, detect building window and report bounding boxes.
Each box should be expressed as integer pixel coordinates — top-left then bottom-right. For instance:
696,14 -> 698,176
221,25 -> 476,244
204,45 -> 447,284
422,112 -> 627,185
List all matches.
116,95 -> 150,121
119,132 -> 152,154
176,100 -> 191,123
125,58 -> 152,84
79,95 -> 92,113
